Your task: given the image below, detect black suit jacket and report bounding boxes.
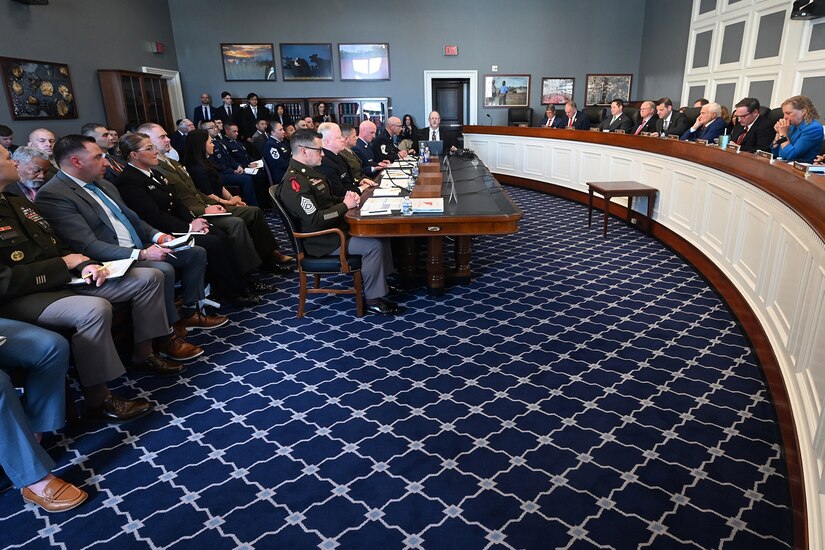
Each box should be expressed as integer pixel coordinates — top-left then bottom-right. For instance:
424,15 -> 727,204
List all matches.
417,127 -> 459,151
239,105 -> 267,141
170,131 -> 188,163
215,105 -> 241,127
729,114 -> 776,153
631,115 -> 659,135
563,110 -> 590,130
193,104 -> 216,125
599,112 -> 634,133
655,111 -> 689,137
115,164 -> 191,234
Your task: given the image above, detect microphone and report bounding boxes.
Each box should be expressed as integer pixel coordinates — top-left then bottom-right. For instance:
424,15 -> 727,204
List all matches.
486,113 -> 492,126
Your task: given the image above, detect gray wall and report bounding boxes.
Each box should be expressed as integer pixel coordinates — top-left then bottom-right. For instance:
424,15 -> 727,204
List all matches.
0,0 -> 179,140
637,0 -> 693,103
168,0 -> 650,126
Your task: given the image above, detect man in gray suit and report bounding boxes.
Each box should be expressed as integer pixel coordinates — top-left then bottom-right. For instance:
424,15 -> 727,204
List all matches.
35,135 -> 227,345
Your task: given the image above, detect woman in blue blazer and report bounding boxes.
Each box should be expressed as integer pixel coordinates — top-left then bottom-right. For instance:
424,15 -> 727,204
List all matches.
771,95 -> 824,163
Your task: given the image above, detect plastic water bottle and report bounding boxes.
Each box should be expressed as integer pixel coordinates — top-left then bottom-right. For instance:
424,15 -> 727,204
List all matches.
423,146 -> 430,163
401,195 -> 413,216
412,164 -> 419,178
407,174 -> 415,190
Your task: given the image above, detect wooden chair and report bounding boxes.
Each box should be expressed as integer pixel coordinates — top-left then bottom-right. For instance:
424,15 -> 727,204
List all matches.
268,186 -> 364,318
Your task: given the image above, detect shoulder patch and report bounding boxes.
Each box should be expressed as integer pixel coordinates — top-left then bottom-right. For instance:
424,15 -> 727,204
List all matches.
300,196 -> 316,215
380,144 -> 387,154
270,148 -> 280,160
291,178 -> 301,193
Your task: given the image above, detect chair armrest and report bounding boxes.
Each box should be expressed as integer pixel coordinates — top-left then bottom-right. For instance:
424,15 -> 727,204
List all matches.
293,228 -> 356,270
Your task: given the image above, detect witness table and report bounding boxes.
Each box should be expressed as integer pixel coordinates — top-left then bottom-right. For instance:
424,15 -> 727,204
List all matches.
346,156 -> 522,295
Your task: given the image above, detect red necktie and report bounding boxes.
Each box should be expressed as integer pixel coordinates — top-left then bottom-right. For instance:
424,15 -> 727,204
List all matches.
736,127 -> 748,145
635,120 -> 645,135
568,116 -> 573,128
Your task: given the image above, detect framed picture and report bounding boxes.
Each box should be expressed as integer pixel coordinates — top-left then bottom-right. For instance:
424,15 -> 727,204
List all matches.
220,44 -> 276,81
280,43 -> 334,81
483,74 -> 530,108
338,43 -> 390,81
585,73 -> 632,105
541,77 -> 574,105
1,56 -> 78,120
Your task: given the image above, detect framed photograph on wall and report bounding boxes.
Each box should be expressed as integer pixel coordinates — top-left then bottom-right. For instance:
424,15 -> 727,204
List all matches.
585,73 -> 632,105
483,74 -> 530,107
0,56 -> 78,120
220,44 -> 276,81
338,43 -> 390,81
541,77 -> 574,105
280,43 -> 334,81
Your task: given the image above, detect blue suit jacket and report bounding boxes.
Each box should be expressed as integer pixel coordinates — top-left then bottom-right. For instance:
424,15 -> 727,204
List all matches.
681,117 -> 726,143
771,120 -> 825,162
352,138 -> 382,177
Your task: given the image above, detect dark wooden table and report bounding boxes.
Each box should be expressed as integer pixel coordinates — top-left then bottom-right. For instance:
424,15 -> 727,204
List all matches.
346,157 -> 522,295
587,180 -> 658,237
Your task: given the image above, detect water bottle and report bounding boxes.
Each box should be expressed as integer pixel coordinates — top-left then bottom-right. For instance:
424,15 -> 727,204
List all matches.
412,164 -> 419,178
407,174 -> 415,190
401,195 -> 413,216
423,146 -> 429,163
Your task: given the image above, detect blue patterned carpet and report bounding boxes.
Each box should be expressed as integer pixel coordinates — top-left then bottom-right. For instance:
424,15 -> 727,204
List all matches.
0,186 -> 793,549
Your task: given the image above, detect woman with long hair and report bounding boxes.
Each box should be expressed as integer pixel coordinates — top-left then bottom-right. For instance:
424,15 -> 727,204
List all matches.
399,113 -> 418,151
184,130 -> 245,207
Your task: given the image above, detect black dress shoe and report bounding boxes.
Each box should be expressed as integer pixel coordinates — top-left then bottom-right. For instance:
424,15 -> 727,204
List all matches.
366,298 -> 406,315
84,394 -> 153,423
259,262 -> 294,275
131,354 -> 188,377
387,284 -> 406,296
248,280 -> 276,293
225,293 -> 263,307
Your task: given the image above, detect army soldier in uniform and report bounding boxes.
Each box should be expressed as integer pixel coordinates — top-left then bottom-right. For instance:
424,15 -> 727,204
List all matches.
275,130 -> 404,315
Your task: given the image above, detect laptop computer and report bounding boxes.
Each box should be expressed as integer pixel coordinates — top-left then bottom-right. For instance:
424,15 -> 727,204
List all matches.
419,140 -> 444,156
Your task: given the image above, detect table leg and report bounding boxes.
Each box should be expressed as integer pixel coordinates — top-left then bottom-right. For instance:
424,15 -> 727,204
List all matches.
398,237 -> 418,285
453,236 -> 472,284
626,196 -> 634,224
426,236 -> 445,296
588,188 -> 594,227
603,193 -> 610,237
646,192 -> 655,235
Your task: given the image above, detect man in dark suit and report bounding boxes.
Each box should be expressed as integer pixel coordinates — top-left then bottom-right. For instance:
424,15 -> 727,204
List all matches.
215,91 -> 239,127
169,118 -> 194,164
631,101 -> 659,135
539,107 -> 564,128
34,135 -> 225,344
681,102 -> 727,143
562,100 -> 591,130
730,97 -> 776,153
239,93 -> 266,142
0,125 -> 17,153
418,111 -> 459,152
353,120 -> 390,177
655,97 -> 690,137
599,99 -> 635,132
192,93 -> 215,126
81,122 -> 126,182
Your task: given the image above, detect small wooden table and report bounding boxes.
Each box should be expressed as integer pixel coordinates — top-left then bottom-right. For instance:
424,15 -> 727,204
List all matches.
587,181 -> 658,237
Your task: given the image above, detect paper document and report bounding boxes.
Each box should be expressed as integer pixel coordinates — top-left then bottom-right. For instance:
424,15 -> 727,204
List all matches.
203,212 -> 232,217
162,234 -> 194,248
69,258 -> 135,285
411,198 -> 444,213
372,188 -> 402,197
361,197 -> 403,215
248,160 -> 263,169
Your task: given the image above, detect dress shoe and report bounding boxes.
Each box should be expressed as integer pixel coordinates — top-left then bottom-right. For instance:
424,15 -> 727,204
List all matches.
132,354 -> 187,377
159,335 -> 205,361
365,297 -> 406,315
225,293 -> 263,307
387,284 -> 406,296
273,250 -> 294,264
248,280 -> 276,293
83,393 -> 153,423
175,310 -> 229,331
21,477 -> 88,513
259,262 -> 294,275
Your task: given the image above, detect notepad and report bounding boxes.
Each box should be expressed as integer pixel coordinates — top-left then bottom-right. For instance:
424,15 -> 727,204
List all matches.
202,212 -> 232,217
68,258 -> 135,285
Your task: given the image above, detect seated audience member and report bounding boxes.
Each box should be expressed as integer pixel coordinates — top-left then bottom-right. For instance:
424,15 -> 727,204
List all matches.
222,122 -> 271,206
9,147 -> 51,202
681,102 -> 726,143
192,92 -> 215,126
598,99 -> 635,133
632,101 -> 659,134
261,122 -> 291,187
730,98 -> 775,153
275,130 -> 404,316
563,100 -> 590,130
294,119 -> 309,131
27,128 -> 58,182
273,103 -> 292,127
419,111 -> 459,152
303,117 -> 316,131
170,119 -> 195,164
0,144 -> 175,422
200,120 -> 258,206
0,125 -> 17,154
34,135 -> 225,343
81,122 -> 125,182
317,122 -> 378,197
215,91 -> 239,127
312,102 -> 336,125
693,98 -> 709,107
339,124 -> 364,181
655,97 -> 689,137
115,133 -> 261,307
139,123 -> 292,276
249,118 -> 270,158
539,107 -> 563,128
373,116 -> 409,162
0,318 -> 88,512
400,114 -> 419,150
771,95 -> 825,163
353,120 -> 391,177
284,124 -> 296,142
108,128 -> 119,151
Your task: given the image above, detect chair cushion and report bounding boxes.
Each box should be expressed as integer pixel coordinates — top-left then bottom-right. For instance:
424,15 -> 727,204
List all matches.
302,255 -> 362,273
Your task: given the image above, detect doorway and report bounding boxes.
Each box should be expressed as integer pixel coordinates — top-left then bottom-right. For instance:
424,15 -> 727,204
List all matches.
423,70 -> 478,126
431,78 -> 469,130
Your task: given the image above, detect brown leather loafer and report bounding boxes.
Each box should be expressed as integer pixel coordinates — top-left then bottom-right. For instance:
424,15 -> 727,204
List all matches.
132,354 -> 187,377
159,335 -> 204,361
273,250 -> 294,264
22,477 -> 88,513
175,311 -> 229,331
84,393 -> 153,423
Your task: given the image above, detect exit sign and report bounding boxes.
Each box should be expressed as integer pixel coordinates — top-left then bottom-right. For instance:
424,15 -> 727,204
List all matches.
443,45 -> 458,56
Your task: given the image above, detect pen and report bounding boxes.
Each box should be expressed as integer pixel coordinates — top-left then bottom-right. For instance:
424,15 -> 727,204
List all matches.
82,262 -> 110,279
154,243 -> 178,259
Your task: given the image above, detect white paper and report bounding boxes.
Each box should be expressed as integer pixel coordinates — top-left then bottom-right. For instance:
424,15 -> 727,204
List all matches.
69,258 -> 135,285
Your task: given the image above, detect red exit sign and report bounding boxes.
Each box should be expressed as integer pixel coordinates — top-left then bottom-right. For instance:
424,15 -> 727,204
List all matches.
443,45 -> 458,56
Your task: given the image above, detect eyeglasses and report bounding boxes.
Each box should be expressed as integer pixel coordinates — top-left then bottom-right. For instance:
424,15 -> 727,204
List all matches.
138,145 -> 157,152
302,145 -> 323,153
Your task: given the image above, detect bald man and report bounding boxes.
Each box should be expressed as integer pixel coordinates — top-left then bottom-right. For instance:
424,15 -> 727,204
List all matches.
372,117 -> 409,163
27,128 -> 58,182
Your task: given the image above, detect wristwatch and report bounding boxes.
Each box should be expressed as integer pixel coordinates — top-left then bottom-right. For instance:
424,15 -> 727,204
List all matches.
774,135 -> 788,145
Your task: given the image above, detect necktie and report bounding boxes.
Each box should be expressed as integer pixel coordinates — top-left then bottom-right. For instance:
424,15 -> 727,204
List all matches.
568,116 -> 573,128
663,118 -> 669,131
22,184 -> 37,202
431,130 -> 436,141
227,105 -> 231,116
735,126 -> 748,145
106,154 -> 124,174
203,106 -> 207,119
635,121 -> 645,135
85,181 -> 143,248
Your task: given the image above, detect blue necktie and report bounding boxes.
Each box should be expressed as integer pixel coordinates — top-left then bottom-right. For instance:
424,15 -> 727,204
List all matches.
85,182 -> 143,249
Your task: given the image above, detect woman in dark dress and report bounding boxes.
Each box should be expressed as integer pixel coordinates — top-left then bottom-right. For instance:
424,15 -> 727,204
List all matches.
273,104 -> 293,127
183,130 -> 247,208
400,113 -> 418,151
117,132 -> 261,306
